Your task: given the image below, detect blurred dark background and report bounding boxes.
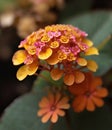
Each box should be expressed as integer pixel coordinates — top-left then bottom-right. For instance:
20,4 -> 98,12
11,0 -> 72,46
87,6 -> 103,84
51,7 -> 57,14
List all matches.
0,0 -> 112,116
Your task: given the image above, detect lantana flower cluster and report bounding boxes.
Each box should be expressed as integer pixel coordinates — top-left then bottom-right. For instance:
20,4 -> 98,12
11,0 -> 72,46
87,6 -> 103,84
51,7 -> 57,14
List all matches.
12,24 -> 98,83
12,24 -> 108,123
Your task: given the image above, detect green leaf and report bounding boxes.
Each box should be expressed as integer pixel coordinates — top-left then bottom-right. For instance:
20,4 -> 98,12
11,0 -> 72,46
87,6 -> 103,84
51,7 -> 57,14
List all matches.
0,72 -> 68,130
59,0 -> 93,21
0,78 -> 112,130
33,71 -> 63,92
61,11 -> 112,75
69,106 -> 112,130
0,93 -> 68,130
0,93 -> 49,130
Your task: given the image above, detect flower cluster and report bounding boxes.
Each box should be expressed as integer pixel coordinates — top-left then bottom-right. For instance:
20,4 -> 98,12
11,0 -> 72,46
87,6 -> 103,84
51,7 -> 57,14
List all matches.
12,24 -> 108,124
12,24 -> 98,84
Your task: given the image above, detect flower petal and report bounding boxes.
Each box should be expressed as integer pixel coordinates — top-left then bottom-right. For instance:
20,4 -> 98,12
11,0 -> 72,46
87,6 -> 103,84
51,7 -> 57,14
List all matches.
93,88 -> 108,97
51,112 -> 58,123
87,60 -> 98,72
16,65 -> 27,81
68,84 -> 86,95
38,48 -> 52,60
77,58 -> 87,66
90,76 -> 102,91
27,60 -> 38,75
74,71 -> 85,84
12,50 -> 27,65
86,98 -> 95,111
37,108 -> 49,116
58,104 -> 70,109
91,96 -> 104,107
57,97 -> 70,109
83,38 -> 93,47
57,97 -> 69,105
41,112 -> 52,123
64,74 -> 75,86
85,47 -> 99,55
68,72 -> 92,95
73,96 -> 86,112
39,97 -> 49,108
56,109 -> 65,116
50,68 -> 63,81
46,52 -> 59,65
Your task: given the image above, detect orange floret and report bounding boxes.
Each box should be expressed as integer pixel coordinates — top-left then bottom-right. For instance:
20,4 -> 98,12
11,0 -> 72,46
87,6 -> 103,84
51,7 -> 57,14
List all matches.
68,72 -> 108,112
37,92 -> 70,123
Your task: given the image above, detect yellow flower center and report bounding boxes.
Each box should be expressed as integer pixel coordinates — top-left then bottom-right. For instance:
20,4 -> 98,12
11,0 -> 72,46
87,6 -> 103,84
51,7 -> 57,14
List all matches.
67,53 -> 76,61
41,35 -> 50,42
60,36 -> 69,43
50,41 -> 59,48
51,105 -> 56,111
58,52 -> 67,61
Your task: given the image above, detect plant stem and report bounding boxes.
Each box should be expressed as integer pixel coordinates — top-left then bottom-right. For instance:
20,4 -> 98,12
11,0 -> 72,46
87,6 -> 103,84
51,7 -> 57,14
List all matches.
34,73 -> 51,83
39,64 -> 50,71
34,72 -> 56,86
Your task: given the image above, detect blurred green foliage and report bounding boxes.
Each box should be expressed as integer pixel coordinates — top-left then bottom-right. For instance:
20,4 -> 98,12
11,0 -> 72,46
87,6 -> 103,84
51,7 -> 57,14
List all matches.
0,0 -> 16,11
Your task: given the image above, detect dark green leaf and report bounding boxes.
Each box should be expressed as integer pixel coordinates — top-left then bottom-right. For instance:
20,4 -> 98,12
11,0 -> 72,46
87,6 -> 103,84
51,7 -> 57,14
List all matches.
59,0 -> 93,21
70,106 -> 112,130
0,93 -> 49,130
32,71 -> 63,92
0,71 -> 68,130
